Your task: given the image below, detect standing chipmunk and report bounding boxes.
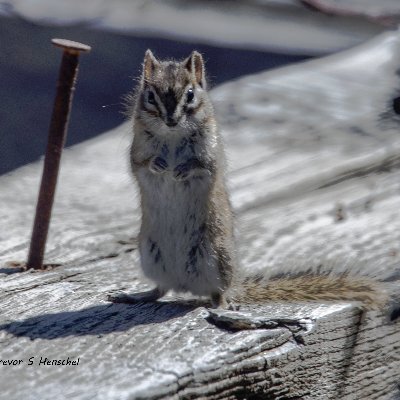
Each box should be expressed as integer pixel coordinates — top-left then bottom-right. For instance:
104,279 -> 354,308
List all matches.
109,50 -> 391,310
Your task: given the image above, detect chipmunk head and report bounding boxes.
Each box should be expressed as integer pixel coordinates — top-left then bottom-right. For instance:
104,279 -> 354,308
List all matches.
137,49 -> 211,132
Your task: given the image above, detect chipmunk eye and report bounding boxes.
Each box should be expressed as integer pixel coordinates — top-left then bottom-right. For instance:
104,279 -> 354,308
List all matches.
147,91 -> 156,105
187,88 -> 194,103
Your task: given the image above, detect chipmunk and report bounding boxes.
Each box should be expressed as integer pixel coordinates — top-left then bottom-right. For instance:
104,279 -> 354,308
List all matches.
108,50 -> 392,310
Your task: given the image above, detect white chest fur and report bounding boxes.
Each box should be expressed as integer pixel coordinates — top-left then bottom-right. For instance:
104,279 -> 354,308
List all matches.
136,136 -> 222,296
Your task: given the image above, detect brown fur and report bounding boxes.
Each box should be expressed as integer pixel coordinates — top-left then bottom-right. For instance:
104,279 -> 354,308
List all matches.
230,274 -> 389,309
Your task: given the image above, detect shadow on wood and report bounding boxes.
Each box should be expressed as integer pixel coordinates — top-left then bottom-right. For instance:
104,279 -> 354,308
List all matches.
0,302 -> 197,340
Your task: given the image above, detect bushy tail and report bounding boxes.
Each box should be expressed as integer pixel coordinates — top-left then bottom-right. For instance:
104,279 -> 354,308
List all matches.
228,272 -> 390,309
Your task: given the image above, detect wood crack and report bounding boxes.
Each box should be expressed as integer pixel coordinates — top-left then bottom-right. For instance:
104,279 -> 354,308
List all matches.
0,272 -> 83,299
317,153 -> 400,190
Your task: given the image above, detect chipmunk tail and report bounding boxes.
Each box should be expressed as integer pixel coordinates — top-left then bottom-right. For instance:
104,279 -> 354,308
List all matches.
229,273 -> 388,309
227,258 -> 397,309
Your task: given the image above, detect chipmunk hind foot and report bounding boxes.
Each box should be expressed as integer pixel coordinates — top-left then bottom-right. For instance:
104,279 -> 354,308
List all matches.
108,286 -> 166,304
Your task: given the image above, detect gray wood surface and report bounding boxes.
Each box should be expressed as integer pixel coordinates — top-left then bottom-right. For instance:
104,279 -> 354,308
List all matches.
1,31 -> 400,399
2,0 -> 389,54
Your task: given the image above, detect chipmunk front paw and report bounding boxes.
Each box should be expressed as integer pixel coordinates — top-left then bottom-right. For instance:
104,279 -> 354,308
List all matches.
173,162 -> 192,181
149,156 -> 168,174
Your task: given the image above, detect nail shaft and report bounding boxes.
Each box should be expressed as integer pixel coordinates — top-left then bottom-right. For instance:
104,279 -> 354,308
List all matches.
26,39 -> 90,270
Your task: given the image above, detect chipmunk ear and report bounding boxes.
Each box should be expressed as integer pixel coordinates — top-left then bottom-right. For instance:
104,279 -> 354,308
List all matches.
143,49 -> 159,82
184,51 -> 206,88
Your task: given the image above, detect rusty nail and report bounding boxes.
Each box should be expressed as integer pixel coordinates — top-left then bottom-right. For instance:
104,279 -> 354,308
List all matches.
26,39 -> 91,270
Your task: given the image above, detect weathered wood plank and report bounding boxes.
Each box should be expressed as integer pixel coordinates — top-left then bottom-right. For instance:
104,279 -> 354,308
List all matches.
3,0 -> 387,53
1,31 -> 400,399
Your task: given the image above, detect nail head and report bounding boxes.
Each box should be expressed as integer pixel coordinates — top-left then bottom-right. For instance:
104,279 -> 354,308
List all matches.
52,38 -> 91,54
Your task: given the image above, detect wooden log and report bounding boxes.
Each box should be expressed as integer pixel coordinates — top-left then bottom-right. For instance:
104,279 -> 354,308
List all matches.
0,30 -> 399,399
3,1 -> 387,54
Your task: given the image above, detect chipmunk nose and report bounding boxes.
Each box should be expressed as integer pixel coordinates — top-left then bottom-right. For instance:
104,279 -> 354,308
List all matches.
165,116 -> 178,127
